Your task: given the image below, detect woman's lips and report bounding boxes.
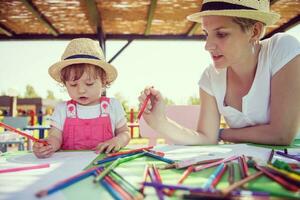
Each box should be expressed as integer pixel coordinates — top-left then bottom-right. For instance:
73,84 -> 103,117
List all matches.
212,55 -> 223,62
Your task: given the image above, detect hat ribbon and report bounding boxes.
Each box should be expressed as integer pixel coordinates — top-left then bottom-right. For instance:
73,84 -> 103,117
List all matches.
64,54 -> 101,60
201,2 -> 257,11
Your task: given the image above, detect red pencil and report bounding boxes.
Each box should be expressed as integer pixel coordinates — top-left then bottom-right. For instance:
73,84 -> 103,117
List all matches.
211,163 -> 227,188
104,175 -> 132,199
139,165 -> 149,194
256,165 -> 299,192
137,95 -> 151,120
0,122 -> 48,145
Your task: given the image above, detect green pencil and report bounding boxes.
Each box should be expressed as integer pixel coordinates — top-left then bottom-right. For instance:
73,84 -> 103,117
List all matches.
93,158 -> 121,183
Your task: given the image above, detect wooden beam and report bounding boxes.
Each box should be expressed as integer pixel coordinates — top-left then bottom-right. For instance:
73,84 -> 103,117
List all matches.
0,33 -> 207,41
187,23 -> 200,36
108,39 -> 133,63
20,0 -> 58,36
0,23 -> 13,37
85,0 -> 106,55
145,0 -> 158,35
263,15 -> 300,39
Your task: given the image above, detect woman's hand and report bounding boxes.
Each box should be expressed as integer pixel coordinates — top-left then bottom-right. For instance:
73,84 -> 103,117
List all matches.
138,86 -> 167,127
32,139 -> 55,158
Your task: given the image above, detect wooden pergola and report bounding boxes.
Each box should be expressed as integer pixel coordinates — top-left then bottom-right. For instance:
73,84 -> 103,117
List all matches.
0,0 -> 299,61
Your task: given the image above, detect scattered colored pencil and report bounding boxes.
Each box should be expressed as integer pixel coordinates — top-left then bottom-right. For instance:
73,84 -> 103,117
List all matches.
106,146 -> 153,157
137,94 -> 151,120
94,158 -> 121,183
227,162 -> 235,185
211,163 -> 227,189
100,176 -> 123,200
142,182 -> 210,193
148,164 -> 165,200
267,149 -> 275,164
202,163 -> 226,189
144,151 -> 175,164
194,155 -> 238,172
0,163 -> 50,174
276,151 -> 300,162
103,175 -> 133,200
0,122 -> 48,145
139,165 -> 149,194
238,156 -> 246,179
221,171 -> 264,196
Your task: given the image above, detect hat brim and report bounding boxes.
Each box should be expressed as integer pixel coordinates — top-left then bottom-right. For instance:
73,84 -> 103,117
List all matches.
187,10 -> 280,26
48,58 -> 118,83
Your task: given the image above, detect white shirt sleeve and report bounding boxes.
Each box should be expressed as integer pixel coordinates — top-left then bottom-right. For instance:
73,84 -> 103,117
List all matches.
269,33 -> 300,76
49,102 -> 67,131
198,65 -> 214,96
110,98 -> 127,129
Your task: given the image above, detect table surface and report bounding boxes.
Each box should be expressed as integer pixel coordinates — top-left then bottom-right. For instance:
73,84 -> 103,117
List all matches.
1,142 -> 300,200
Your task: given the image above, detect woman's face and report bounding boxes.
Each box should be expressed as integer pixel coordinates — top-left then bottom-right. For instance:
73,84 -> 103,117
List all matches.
201,16 -> 252,69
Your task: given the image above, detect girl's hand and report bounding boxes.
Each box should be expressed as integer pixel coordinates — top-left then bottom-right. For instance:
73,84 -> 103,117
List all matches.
95,137 -> 123,154
138,86 -> 167,126
32,139 -> 55,158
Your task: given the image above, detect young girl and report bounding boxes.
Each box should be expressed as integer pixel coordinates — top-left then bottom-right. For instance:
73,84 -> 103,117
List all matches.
138,0 -> 300,145
33,38 -> 130,158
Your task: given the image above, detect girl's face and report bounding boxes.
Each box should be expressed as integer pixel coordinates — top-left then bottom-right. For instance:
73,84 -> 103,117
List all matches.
201,16 -> 253,69
65,70 -> 103,106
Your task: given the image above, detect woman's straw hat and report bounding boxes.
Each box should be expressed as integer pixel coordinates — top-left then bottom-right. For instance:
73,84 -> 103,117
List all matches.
187,0 -> 280,26
49,38 -> 117,83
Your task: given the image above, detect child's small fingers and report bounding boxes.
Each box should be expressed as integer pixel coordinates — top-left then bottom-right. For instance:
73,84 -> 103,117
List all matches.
105,144 -> 116,154
96,143 -> 109,154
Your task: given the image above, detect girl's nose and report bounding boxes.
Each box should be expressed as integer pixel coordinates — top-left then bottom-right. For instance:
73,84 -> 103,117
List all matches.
77,84 -> 86,93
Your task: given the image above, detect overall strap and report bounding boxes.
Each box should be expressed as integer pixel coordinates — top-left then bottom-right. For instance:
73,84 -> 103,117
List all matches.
66,100 -> 78,118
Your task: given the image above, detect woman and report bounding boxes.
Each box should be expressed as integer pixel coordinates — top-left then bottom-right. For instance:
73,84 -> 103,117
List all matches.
138,0 -> 300,145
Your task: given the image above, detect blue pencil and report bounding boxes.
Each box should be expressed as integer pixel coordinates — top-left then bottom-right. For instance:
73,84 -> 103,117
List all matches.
144,151 -> 175,164
202,163 -> 225,189
100,177 -> 123,200
142,182 -> 211,193
94,152 -> 140,165
36,166 -> 103,197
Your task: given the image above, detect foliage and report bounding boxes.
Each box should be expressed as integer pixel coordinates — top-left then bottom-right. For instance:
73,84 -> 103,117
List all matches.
187,95 -> 200,105
46,90 -> 56,100
164,97 -> 175,105
24,85 -> 39,98
114,92 -> 129,112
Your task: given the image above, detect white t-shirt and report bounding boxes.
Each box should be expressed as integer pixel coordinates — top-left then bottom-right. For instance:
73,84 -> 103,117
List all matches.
50,98 -> 127,135
199,33 -> 300,128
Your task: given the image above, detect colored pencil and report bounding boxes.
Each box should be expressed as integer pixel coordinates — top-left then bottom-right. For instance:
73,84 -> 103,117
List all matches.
266,164 -> 300,182
137,94 -> 151,120
221,171 -> 264,196
194,155 -> 238,172
104,175 -> 133,200
166,166 -> 194,196
256,165 -> 299,191
109,171 -> 144,199
139,165 -> 149,194
36,166 -> 103,197
203,163 -> 226,189
94,152 -> 141,165
144,151 -> 175,164
148,164 -> 165,200
241,155 -> 249,177
94,158 -> 121,182
276,151 -> 300,162
238,156 -> 246,179
0,122 -> 48,145
142,182 -> 211,193
106,146 -> 153,157
227,162 -> 235,185
100,177 -> 123,200
176,158 -> 223,169
152,164 -> 163,183
231,190 -> 269,197
0,163 -> 50,174
211,163 -> 227,188
267,149 -> 274,164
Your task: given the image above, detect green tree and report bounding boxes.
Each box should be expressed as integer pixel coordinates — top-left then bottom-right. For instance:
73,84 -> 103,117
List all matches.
46,90 -> 56,100
187,95 -> 200,105
164,97 -> 175,105
24,85 -> 39,98
114,92 -> 129,112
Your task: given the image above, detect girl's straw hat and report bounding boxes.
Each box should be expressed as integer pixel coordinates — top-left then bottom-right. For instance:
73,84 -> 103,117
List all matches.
187,0 -> 280,26
49,38 -> 117,83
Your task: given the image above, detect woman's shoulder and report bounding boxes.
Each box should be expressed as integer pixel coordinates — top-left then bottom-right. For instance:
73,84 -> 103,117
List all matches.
262,33 -> 300,49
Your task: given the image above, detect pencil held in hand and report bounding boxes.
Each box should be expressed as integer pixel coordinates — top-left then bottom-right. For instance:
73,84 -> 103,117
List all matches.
137,95 -> 151,120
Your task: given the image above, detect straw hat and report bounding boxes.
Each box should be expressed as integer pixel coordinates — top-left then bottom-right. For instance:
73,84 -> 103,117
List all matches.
49,38 -> 117,83
187,0 -> 280,26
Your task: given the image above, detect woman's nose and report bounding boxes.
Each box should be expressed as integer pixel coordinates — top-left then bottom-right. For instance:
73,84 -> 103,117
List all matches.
204,37 -> 216,51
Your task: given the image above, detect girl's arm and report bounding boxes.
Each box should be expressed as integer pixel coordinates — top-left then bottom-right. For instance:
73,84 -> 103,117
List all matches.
139,87 -> 220,145
221,55 -> 300,145
114,123 -> 130,148
46,127 -> 63,151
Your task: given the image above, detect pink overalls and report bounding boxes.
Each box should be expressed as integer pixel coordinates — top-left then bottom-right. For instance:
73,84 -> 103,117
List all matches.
61,97 -> 113,150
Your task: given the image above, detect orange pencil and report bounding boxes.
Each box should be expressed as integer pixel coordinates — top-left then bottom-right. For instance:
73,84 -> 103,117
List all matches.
137,95 -> 151,120
0,122 -> 48,145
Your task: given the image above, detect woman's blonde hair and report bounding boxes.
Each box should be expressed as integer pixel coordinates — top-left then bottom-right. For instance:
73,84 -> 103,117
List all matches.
232,17 -> 266,39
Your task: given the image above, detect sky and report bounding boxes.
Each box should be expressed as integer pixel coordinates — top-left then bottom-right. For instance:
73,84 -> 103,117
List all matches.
0,25 -> 299,109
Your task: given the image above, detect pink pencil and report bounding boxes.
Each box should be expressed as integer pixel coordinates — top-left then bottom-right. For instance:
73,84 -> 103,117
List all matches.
0,163 -> 50,174
0,122 -> 48,145
137,95 -> 151,120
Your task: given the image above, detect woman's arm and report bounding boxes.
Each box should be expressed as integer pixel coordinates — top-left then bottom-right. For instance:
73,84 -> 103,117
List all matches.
221,55 -> 300,145
139,87 -> 220,145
